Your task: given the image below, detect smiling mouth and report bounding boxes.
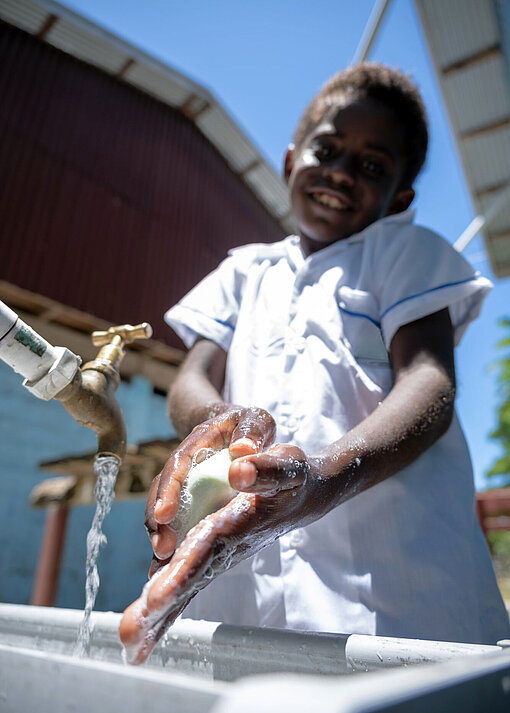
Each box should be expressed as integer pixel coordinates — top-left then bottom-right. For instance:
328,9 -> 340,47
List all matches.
310,191 -> 352,211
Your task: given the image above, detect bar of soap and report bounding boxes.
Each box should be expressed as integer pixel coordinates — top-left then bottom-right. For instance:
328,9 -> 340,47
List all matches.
183,449 -> 237,533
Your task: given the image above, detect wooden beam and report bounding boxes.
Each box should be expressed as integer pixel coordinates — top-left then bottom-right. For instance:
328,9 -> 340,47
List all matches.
116,58 -> 135,79
36,13 -> 58,40
33,437 -> 181,507
490,229 -> 510,242
475,181 -> 510,200
180,94 -> 211,121
442,44 -> 501,76
239,160 -> 260,178
461,117 -> 510,141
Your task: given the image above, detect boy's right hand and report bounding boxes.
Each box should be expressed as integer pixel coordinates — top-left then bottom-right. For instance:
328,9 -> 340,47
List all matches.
144,406 -> 276,573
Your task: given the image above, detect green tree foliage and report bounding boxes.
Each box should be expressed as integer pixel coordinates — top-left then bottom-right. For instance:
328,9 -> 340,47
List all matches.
487,318 -> 510,486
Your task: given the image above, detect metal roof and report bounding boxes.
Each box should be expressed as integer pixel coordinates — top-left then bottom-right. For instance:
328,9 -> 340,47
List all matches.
415,0 -> 510,278
0,0 -> 294,234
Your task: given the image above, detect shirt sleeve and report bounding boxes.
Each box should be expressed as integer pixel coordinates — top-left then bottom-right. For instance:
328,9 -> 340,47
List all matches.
372,223 -> 493,348
164,251 -> 247,351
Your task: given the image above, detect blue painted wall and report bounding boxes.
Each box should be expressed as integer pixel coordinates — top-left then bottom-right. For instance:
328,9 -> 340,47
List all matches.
0,366 -> 174,612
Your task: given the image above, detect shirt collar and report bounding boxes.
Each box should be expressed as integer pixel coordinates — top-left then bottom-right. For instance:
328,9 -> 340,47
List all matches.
285,209 -> 416,270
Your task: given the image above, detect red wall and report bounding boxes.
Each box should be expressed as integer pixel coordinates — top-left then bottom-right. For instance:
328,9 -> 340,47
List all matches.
0,22 -> 284,347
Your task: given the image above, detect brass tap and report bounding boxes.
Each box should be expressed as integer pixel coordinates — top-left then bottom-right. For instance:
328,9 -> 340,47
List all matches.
55,323 -> 153,462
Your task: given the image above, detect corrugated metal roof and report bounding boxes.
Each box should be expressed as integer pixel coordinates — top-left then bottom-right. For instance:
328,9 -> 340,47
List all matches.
442,53 -> 510,134
245,163 -> 291,220
45,17 -> 127,73
0,21 -> 286,350
0,0 -> 293,234
195,105 -> 261,172
124,61 -> 191,108
0,0 -> 47,33
463,126 -> 510,192
479,190 -> 510,234
417,0 -> 500,68
415,0 -> 510,278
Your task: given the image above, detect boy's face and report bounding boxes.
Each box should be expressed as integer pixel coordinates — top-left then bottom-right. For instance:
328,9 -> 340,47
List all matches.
285,96 -> 415,254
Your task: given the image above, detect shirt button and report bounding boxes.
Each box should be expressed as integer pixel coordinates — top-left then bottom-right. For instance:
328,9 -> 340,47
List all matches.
289,530 -> 303,548
286,418 -> 299,432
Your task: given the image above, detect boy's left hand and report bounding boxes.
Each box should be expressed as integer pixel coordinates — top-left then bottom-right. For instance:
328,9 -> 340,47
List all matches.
119,444 -> 320,664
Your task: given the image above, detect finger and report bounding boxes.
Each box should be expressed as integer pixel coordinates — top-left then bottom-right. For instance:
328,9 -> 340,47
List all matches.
144,474 -> 161,538
119,598 -> 149,661
119,589 -> 195,665
148,555 -> 171,579
228,437 -> 259,459
147,494 -> 257,612
144,476 -> 178,558
229,445 -> 309,494
121,494 -> 258,664
150,525 -> 177,560
229,407 -> 276,455
154,423 -> 226,523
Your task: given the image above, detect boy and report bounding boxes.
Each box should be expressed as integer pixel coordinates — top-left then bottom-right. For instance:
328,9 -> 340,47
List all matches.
120,63 -> 510,664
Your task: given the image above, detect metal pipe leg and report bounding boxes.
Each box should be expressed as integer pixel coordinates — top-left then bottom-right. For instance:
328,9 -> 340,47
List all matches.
30,503 -> 69,606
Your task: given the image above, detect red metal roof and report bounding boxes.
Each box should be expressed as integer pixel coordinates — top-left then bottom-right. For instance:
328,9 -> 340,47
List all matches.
0,22 -> 285,348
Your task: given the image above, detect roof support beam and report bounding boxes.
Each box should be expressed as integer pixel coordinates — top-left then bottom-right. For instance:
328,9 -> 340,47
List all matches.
238,160 -> 260,178
116,58 -> 135,79
36,13 -> 58,39
460,116 -> 510,141
476,180 -> 510,200
180,94 -> 211,121
441,44 -> 501,75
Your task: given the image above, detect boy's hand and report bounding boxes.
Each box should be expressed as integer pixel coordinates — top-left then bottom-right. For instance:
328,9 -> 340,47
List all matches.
119,442 -> 319,664
144,405 -> 276,568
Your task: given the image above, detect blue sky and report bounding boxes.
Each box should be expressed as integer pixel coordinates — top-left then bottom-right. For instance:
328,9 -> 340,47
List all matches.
58,0 -> 510,489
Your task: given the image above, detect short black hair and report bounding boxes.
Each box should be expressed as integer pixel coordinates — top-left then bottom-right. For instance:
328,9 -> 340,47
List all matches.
293,62 -> 429,188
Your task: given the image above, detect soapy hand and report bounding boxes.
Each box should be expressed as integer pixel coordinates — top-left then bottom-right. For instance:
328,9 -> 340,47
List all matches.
119,409 -> 320,664
145,405 -> 277,569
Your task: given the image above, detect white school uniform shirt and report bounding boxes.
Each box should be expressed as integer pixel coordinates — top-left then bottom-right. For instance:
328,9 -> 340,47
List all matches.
165,210 -> 510,644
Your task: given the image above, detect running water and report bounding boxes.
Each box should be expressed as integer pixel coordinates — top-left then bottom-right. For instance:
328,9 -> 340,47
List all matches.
75,454 -> 119,657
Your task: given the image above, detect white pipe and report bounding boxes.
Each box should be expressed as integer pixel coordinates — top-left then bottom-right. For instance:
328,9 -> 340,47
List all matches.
1,603 -> 508,713
0,604 -> 503,679
345,633 -> 500,672
454,214 -> 486,253
351,0 -> 393,65
0,300 -> 81,400
454,182 -> 510,253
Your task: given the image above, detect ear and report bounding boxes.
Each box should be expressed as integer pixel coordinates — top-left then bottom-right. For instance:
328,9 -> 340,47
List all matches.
388,187 -> 415,215
283,144 -> 295,184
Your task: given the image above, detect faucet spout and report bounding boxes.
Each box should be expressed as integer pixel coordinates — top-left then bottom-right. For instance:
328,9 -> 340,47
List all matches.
56,322 -> 153,463
56,365 -> 127,462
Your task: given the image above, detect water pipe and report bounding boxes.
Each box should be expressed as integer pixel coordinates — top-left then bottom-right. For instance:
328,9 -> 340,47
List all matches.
0,300 -> 82,400
0,299 -> 152,462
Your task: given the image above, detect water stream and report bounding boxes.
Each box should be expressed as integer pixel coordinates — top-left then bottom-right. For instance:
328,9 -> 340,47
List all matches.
75,454 -> 119,657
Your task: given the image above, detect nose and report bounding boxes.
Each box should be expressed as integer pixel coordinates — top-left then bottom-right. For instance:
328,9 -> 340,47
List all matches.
323,153 -> 355,187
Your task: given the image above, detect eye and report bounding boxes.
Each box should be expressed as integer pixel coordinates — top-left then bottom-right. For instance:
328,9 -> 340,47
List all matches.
312,142 -> 335,161
362,157 -> 386,177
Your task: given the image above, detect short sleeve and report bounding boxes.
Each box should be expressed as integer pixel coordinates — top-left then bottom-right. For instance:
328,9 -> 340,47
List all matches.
372,223 -> 493,348
165,252 -> 246,351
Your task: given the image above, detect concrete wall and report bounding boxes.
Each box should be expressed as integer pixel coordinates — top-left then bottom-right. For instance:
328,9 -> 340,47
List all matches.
0,366 -> 174,612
